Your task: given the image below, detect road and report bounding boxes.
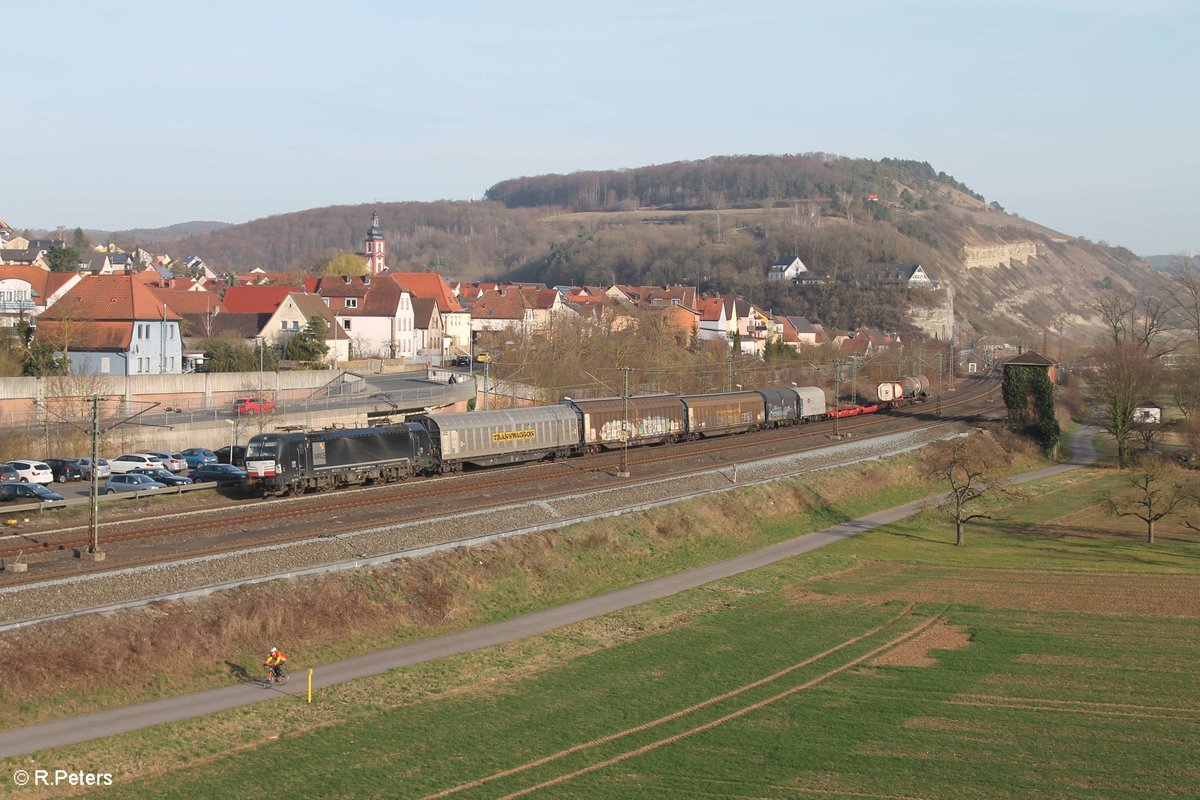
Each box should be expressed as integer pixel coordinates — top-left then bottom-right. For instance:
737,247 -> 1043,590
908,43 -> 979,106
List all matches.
0,426 -> 1098,759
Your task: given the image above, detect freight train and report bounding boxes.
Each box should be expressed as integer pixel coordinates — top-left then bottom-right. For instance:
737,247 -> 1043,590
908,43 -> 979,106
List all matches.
243,379 -> 923,496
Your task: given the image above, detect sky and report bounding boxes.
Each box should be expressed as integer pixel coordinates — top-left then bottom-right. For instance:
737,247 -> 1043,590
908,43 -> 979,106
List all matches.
6,0 -> 1197,256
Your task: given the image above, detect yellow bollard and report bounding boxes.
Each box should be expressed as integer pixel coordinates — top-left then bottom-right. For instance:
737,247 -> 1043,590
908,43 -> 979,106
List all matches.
308,668 -> 313,704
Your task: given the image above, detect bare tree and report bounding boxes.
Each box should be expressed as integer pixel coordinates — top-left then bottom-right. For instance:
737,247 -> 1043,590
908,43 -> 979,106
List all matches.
923,433 -> 1014,546
1091,290 -> 1176,358
1093,290 -> 1134,346
1103,455 -> 1190,543
1164,357 -> 1200,421
1091,342 -> 1161,468
1163,252 -> 1200,349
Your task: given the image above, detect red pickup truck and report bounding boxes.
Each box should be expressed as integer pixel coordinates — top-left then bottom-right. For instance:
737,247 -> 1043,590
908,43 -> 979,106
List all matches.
233,397 -> 276,415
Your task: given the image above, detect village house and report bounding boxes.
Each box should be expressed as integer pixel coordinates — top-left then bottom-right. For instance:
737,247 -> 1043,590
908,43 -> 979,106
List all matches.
0,266 -> 82,327
767,256 -> 807,283
35,275 -> 183,375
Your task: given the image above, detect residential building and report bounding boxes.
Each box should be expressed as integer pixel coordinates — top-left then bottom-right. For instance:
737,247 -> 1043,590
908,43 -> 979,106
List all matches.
767,256 -> 807,282
35,275 -> 183,375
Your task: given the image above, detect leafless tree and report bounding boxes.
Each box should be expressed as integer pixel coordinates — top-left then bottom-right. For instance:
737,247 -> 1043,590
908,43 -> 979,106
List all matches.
1164,357 -> 1200,421
1163,252 -> 1200,349
1090,342 -> 1162,468
922,433 -> 1014,546
1091,290 -> 1176,358
1103,455 -> 1190,543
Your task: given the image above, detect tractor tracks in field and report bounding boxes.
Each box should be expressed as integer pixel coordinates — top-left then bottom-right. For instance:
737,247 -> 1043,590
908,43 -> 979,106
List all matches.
420,604 -> 943,800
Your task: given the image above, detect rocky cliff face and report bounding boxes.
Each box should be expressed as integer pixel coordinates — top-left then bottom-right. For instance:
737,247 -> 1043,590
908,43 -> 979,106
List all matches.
899,187 -> 1154,340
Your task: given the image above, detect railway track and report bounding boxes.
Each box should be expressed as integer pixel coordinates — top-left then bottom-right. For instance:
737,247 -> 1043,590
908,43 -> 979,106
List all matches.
0,379 -> 997,584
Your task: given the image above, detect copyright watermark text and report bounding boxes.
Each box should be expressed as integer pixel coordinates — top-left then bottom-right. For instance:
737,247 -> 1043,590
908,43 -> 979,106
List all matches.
12,769 -> 113,788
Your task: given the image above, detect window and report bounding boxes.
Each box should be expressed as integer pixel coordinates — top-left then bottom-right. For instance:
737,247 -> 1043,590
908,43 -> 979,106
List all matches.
292,320 -> 299,330
342,319 -> 352,331
345,298 -> 358,309
281,321 -> 288,330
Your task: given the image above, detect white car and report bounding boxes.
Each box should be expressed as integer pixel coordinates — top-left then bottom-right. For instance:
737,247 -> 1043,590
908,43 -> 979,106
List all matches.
6,460 -> 54,484
108,453 -> 165,474
145,451 -> 187,473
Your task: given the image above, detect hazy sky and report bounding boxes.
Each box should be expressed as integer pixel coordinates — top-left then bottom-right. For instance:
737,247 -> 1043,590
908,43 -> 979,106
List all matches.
6,1 -> 1196,256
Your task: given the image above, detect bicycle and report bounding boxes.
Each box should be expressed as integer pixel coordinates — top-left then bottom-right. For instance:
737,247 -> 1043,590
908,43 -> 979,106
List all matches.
263,664 -> 290,688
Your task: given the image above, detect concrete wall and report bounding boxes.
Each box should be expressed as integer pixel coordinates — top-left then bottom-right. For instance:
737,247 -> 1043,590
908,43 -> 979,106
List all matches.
0,370 -> 358,425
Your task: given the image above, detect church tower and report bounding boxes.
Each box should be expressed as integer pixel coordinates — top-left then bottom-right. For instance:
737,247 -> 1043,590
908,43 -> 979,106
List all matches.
364,210 -> 386,275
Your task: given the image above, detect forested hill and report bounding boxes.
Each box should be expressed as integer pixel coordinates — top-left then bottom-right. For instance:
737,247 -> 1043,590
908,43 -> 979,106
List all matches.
485,154 -> 984,213
153,153 -> 1157,339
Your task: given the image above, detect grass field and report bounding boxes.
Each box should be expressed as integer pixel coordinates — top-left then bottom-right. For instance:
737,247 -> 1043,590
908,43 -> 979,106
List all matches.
8,457 -> 1198,799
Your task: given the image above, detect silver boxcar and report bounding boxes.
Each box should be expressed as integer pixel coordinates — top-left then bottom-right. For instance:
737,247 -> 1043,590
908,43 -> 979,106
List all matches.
791,386 -> 827,421
680,391 -> 766,437
416,406 -> 581,469
561,394 -> 684,450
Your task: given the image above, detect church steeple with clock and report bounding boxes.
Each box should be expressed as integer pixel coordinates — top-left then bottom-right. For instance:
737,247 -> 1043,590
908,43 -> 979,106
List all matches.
364,210 -> 386,275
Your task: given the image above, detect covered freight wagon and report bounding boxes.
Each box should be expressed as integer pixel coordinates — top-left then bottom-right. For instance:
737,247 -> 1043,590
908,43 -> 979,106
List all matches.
791,385 -> 827,421
561,394 -> 685,450
680,391 -> 766,437
415,405 -> 581,469
756,387 -> 800,426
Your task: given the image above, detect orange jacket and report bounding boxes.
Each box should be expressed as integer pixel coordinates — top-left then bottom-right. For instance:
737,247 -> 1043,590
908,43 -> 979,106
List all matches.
264,650 -> 288,667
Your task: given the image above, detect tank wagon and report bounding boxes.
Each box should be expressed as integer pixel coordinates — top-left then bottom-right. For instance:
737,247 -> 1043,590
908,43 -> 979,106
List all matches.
414,405 -> 581,471
245,423 -> 434,494
900,374 -> 930,401
561,394 -> 685,452
876,381 -> 904,403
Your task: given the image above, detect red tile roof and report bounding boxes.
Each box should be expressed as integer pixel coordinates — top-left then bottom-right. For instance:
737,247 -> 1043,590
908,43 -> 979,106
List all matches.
36,320 -> 132,351
221,285 -> 298,313
390,272 -> 465,313
39,275 -> 181,322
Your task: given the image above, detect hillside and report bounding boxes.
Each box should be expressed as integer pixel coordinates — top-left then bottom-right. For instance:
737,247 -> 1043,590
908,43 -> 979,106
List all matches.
142,154 -> 1160,340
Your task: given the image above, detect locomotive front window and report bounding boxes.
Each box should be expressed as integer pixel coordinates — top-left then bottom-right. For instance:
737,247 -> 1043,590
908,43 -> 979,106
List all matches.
247,439 -> 279,458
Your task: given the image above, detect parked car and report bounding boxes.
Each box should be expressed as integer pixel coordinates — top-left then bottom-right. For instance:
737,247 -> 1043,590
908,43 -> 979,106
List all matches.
102,474 -> 167,494
233,397 -> 276,415
180,448 -> 218,469
73,457 -> 111,480
189,463 -> 249,485
0,464 -> 19,484
474,353 -> 493,363
109,454 -> 165,474
129,467 -> 193,487
0,483 -> 65,503
145,451 -> 188,473
450,355 -> 471,367
214,446 -> 247,467
43,458 -> 86,483
6,460 -> 54,484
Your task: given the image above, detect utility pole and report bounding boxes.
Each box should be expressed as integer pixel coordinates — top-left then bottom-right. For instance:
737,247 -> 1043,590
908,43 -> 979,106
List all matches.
936,352 -> 944,417
86,394 -> 102,560
832,358 -> 842,439
483,360 -> 490,411
726,349 -> 733,392
618,366 -> 631,478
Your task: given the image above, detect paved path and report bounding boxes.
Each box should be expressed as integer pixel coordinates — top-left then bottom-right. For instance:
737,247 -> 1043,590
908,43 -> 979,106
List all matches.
0,426 -> 1099,759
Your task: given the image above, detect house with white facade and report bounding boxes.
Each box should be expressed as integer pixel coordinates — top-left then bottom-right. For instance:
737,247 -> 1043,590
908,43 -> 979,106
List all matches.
767,256 -> 807,282
35,275 -> 183,375
311,275 -> 414,360
0,266 -> 81,327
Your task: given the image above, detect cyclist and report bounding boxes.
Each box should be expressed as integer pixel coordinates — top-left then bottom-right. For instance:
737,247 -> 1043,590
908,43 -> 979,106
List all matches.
264,646 -> 288,684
